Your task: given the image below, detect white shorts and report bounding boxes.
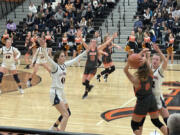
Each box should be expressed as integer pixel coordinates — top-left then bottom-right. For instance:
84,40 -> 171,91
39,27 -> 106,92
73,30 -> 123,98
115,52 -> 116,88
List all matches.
50,88 -> 67,105
154,94 -> 166,109
1,63 -> 16,70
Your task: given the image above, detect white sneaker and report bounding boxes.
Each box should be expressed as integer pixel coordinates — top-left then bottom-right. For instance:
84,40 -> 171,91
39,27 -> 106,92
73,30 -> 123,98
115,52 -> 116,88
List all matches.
49,126 -> 59,131
26,80 -> 32,87
18,88 -> 24,94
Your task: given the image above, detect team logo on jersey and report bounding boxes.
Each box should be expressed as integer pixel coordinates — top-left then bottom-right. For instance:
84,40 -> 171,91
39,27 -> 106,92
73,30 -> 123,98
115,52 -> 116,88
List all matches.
101,81 -> 180,122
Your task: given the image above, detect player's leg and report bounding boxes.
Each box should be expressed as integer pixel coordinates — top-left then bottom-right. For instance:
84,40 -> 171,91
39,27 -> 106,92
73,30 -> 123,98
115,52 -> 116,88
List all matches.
0,67 -> 7,93
27,64 -> 39,87
11,69 -> 24,94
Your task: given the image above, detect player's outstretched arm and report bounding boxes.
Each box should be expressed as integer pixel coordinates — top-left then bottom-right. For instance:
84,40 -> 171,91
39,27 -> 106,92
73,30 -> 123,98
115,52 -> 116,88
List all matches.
153,43 -> 167,70
65,51 -> 87,67
98,32 -> 118,50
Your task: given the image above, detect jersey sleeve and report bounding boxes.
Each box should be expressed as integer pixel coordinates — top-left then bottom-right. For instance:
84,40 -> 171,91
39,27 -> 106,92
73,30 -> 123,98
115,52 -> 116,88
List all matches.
65,51 -> 87,67
13,47 -> 21,59
42,48 -> 57,72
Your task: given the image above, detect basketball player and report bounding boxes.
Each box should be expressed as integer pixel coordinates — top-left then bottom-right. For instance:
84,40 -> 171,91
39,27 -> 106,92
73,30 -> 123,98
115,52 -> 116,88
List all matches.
0,38 -> 24,94
166,33 -> 174,65
24,31 -> 32,69
26,40 -> 52,87
40,37 -> 87,131
124,49 -> 167,135
96,35 -> 121,82
81,32 -> 117,99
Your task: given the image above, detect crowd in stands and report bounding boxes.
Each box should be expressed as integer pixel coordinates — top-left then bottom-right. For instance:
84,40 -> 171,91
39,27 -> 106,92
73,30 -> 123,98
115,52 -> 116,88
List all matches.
125,0 -> 180,64
1,0 -> 117,56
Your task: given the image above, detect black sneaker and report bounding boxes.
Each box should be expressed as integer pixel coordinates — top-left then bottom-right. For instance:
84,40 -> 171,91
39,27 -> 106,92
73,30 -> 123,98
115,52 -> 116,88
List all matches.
88,85 -> 94,92
96,74 -> 101,82
103,74 -> 108,82
82,91 -> 88,99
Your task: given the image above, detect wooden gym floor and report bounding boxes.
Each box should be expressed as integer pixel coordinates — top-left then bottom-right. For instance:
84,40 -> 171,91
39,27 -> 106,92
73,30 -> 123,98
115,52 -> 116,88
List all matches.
0,61 -> 180,135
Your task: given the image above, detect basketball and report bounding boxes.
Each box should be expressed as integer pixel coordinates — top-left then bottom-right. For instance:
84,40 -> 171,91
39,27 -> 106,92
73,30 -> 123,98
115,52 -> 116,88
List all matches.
128,53 -> 142,69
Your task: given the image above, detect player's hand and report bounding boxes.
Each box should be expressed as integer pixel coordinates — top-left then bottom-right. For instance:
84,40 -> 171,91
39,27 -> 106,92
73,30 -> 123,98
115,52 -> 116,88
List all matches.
153,43 -> 160,53
104,52 -> 108,56
113,32 -> 118,38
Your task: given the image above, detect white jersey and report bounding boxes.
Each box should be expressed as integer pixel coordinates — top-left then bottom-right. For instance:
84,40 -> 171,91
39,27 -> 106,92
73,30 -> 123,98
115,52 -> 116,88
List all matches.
32,47 -> 49,64
152,64 -> 164,96
42,48 -> 87,90
51,63 -> 67,90
0,46 -> 20,65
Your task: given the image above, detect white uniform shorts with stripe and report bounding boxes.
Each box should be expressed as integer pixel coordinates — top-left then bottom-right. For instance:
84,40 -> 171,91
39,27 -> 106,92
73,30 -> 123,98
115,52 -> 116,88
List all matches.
1,63 -> 16,70
154,94 -> 166,109
50,88 -> 67,105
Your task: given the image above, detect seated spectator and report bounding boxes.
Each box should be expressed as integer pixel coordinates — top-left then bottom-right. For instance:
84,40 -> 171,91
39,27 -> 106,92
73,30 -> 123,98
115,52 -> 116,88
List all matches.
85,7 -> 93,21
67,25 -> 76,45
74,0 -> 83,10
29,2 -> 37,14
65,0 -> 74,12
61,18 -> 70,33
134,16 -> 143,32
172,7 -> 180,19
6,20 -> 16,34
79,17 -> 87,37
167,13 -> 174,29
135,27 -> 144,49
87,19 -> 94,33
167,113 -> 180,135
172,17 -> 180,35
26,13 -> 35,30
54,9 -> 64,23
143,8 -> 151,26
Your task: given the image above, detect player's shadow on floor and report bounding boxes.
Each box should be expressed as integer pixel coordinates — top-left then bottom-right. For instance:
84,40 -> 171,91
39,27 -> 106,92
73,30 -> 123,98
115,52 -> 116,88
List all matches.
1,71 -> 41,93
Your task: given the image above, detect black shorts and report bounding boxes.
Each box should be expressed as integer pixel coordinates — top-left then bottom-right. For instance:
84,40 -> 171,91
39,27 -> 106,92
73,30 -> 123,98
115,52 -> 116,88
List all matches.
102,56 -> 112,64
84,67 -> 97,75
134,94 -> 158,117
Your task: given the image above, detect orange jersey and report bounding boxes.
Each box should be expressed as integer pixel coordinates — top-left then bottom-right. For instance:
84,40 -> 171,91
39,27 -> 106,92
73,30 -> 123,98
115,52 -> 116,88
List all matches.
45,35 -> 51,40
129,35 -> 135,42
75,37 -> 81,43
144,37 -> 150,43
62,37 -> 68,43
169,38 -> 174,44
3,34 -> 9,39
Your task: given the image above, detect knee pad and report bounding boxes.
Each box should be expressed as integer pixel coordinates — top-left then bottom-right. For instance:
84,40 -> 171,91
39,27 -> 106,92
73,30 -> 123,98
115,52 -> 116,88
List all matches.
13,74 -> 20,83
131,120 -> 140,131
151,118 -> 164,129
0,72 -> 4,83
67,108 -> 71,116
109,65 -> 115,74
101,68 -> 109,75
139,117 -> 146,127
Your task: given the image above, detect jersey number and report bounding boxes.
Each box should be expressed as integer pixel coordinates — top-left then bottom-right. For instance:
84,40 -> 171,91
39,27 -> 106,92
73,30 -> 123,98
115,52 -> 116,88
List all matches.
90,55 -> 95,61
5,55 -> 11,59
61,77 -> 65,84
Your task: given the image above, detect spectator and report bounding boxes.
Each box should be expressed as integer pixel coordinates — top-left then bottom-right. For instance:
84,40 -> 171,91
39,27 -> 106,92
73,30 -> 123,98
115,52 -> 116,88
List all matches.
172,17 -> 180,35
135,27 -> 144,49
29,2 -> 37,14
26,13 -> 35,30
134,16 -> 143,32
143,8 -> 151,26
85,7 -> 93,21
79,17 -> 87,36
167,14 -> 174,29
167,113 -> 180,134
6,20 -> 16,34
54,9 -> 64,23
